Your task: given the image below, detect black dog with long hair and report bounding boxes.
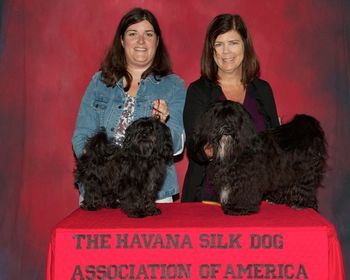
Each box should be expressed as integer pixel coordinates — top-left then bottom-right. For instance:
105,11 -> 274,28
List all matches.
74,117 -> 173,218
192,100 -> 327,215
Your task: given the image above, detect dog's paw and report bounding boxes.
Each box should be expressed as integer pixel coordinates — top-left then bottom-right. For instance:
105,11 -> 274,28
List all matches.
290,205 -> 304,211
125,207 -> 161,218
80,204 -> 99,211
125,211 -> 146,218
264,199 -> 276,205
104,199 -> 120,209
222,205 -> 258,216
147,207 -> 161,216
289,201 -> 318,212
124,208 -> 151,218
223,209 -> 249,216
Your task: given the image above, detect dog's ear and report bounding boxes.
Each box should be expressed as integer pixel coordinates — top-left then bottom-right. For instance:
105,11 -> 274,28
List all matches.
81,128 -> 116,161
232,108 -> 257,154
155,121 -> 173,163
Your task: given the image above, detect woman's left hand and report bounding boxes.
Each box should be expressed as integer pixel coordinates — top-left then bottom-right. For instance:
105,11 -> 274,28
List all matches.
153,99 -> 170,123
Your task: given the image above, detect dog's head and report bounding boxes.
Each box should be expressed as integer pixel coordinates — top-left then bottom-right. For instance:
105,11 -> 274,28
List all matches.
123,117 -> 173,164
192,100 -> 257,161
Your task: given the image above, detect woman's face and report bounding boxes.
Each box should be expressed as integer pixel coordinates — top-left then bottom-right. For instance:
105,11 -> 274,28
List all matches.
213,29 -> 245,77
121,20 -> 158,70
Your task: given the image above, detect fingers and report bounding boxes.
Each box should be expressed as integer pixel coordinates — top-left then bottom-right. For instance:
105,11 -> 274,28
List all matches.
203,143 -> 214,160
152,99 -> 170,123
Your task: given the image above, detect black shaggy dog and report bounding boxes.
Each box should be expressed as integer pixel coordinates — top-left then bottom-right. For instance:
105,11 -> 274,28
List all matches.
192,100 -> 327,215
74,117 -> 173,218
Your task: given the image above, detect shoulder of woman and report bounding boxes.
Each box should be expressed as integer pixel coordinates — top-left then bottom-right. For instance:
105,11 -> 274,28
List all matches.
89,71 -> 104,85
188,76 -> 215,90
251,77 -> 272,91
249,78 -> 277,110
91,70 -> 102,79
160,73 -> 185,86
83,71 -> 112,97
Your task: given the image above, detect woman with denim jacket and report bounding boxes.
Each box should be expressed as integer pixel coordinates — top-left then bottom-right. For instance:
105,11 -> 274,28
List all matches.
72,8 -> 185,202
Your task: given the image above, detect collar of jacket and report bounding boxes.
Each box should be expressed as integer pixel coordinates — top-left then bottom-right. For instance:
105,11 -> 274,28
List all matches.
115,74 -> 161,89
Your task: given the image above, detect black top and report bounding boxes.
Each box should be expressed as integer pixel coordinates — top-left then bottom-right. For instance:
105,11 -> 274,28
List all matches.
181,76 -> 280,202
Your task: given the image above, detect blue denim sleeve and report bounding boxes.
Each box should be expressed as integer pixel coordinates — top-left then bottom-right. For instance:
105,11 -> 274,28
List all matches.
166,75 -> 186,155
72,73 -> 100,158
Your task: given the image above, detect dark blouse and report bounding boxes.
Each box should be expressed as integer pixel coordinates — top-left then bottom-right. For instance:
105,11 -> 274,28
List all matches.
218,91 -> 266,132
243,93 -> 266,133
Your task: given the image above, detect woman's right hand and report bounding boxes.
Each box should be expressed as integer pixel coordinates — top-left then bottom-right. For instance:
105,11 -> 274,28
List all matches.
152,99 -> 170,123
203,143 -> 214,160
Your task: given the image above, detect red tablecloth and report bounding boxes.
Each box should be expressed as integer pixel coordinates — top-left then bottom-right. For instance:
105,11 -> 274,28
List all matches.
47,202 -> 345,280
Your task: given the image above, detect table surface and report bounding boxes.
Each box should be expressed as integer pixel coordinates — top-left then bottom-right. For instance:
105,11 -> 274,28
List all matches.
54,202 -> 335,231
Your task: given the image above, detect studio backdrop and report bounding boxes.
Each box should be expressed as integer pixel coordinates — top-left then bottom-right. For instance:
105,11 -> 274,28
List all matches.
0,0 -> 349,278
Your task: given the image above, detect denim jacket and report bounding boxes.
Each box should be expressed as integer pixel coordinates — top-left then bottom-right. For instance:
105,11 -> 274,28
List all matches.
72,71 -> 186,199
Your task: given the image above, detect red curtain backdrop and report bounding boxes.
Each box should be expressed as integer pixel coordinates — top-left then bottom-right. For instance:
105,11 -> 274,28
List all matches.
0,0 -> 349,278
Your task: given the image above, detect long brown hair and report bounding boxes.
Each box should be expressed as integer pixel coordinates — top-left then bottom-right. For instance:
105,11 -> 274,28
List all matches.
201,14 -> 260,85
100,8 -> 172,90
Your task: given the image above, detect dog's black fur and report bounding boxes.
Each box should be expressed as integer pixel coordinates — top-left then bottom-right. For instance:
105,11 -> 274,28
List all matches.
193,100 -> 327,215
74,117 -> 173,218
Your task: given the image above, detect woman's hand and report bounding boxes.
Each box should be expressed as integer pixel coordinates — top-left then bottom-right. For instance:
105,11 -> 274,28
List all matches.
203,143 -> 214,160
153,99 -> 170,123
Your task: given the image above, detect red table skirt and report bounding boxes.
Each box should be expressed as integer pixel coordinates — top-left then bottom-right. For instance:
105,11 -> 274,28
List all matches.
47,202 -> 345,280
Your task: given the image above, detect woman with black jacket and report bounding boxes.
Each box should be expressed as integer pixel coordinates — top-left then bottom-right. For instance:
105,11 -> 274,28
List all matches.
181,14 -> 279,202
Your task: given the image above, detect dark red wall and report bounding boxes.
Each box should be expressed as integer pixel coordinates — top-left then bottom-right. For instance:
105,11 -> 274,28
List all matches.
0,0 -> 349,278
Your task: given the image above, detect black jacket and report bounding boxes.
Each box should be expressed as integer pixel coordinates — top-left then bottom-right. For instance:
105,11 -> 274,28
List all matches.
181,76 -> 279,202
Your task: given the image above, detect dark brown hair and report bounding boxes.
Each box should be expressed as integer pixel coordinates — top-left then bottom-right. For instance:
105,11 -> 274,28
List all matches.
201,14 -> 260,85
100,8 -> 172,90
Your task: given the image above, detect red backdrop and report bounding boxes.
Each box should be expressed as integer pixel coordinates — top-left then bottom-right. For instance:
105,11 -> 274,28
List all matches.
0,0 -> 349,278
